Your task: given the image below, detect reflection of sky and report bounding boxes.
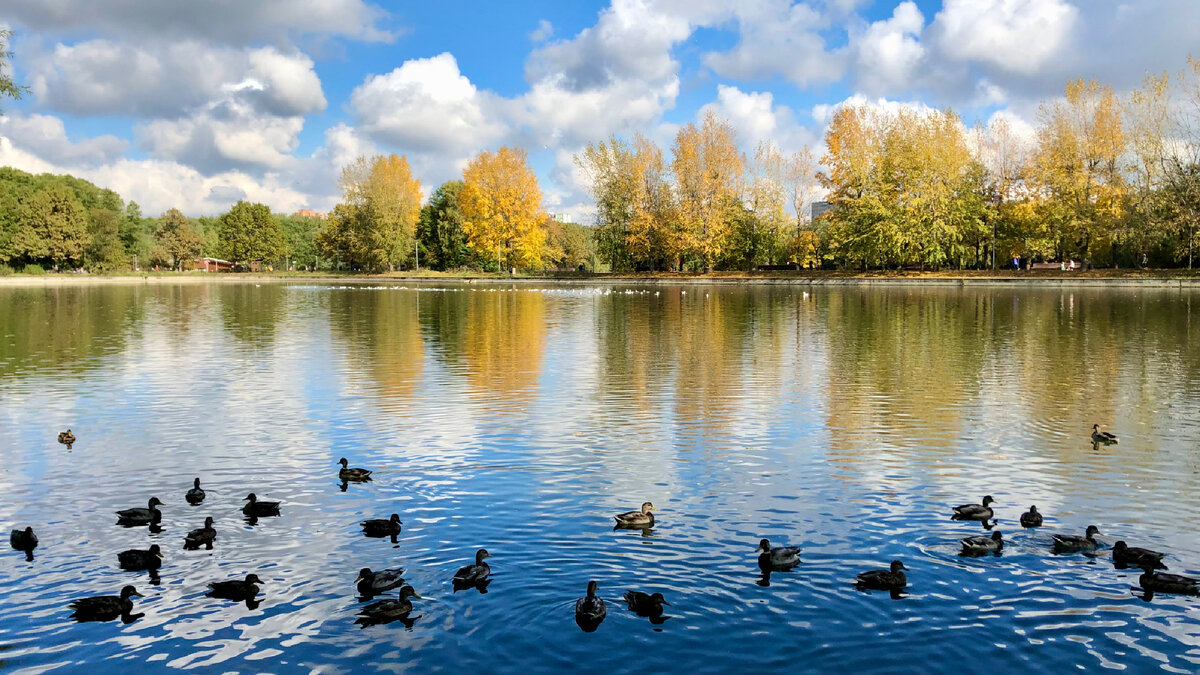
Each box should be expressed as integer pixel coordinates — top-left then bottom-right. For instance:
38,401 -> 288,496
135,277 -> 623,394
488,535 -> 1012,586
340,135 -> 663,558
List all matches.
1,283 -> 1200,674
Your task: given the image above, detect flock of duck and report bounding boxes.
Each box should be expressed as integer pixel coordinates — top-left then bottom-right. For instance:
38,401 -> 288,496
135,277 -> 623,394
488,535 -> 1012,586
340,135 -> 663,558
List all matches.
9,424 -> 1198,631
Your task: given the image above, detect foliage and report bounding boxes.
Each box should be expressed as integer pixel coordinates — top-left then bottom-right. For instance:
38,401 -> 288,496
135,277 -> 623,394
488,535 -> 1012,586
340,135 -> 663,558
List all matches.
672,110 -> 745,271
84,207 -> 127,271
1,29 -> 30,111
156,208 -> 204,270
12,185 -> 88,268
417,181 -> 475,270
544,219 -> 594,270
460,146 -> 549,271
218,201 -> 284,263
278,214 -> 323,269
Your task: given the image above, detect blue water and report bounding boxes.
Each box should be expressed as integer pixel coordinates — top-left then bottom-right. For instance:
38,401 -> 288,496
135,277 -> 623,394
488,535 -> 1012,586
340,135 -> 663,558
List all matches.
1,282 -> 1198,673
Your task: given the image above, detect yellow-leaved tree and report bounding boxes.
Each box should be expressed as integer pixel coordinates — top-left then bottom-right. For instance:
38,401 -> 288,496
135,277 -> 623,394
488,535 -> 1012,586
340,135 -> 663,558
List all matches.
325,153 -> 422,271
460,146 -> 549,272
672,110 -> 744,271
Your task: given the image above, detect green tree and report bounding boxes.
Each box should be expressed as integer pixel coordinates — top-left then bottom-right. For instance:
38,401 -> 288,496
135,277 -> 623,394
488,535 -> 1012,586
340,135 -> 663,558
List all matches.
13,185 -> 87,268
218,201 -> 283,265
278,213 -> 323,269
84,207 -> 127,271
156,208 -> 204,270
545,218 -> 594,270
417,180 -> 473,270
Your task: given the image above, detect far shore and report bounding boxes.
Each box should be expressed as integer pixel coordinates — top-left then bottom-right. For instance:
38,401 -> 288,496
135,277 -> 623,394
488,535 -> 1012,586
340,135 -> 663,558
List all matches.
2,269 -> 1200,289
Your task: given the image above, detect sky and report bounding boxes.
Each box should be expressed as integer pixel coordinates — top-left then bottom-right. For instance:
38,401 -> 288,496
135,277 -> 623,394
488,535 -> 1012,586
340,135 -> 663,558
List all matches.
2,0 -> 1200,220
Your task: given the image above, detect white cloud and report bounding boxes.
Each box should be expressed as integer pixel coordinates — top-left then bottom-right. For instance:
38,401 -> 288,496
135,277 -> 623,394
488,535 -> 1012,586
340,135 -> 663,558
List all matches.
702,1 -> 844,87
700,85 -> 816,154
853,1 -> 926,96
136,104 -> 305,172
529,19 -> 554,43
0,114 -> 127,166
931,0 -> 1077,75
811,93 -> 938,129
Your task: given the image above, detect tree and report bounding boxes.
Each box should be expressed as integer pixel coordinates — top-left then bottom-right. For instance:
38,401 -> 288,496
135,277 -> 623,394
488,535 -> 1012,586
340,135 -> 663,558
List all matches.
460,146 -> 549,271
12,185 -> 87,268
278,214 -> 323,270
672,110 -> 744,271
156,208 -> 204,270
545,218 -> 594,271
84,207 -> 127,271
335,154 -> 422,271
417,180 -> 474,270
219,201 -> 284,265
1,29 -> 30,111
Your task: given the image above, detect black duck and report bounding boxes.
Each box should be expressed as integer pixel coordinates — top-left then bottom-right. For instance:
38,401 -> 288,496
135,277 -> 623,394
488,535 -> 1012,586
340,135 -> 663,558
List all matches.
116,497 -> 163,526
1139,568 -> 1198,595
186,478 -> 206,505
338,458 -> 372,482
1019,506 -> 1043,528
453,548 -> 492,584
1091,424 -> 1118,445
360,514 -> 402,537
69,585 -> 142,622
118,544 -> 163,571
1052,525 -> 1102,553
183,517 -> 217,550
356,567 -> 406,596
756,538 -> 801,569
355,585 -> 421,626
856,560 -> 908,590
242,493 -> 280,517
952,495 -> 995,522
10,526 -> 37,552
575,580 -> 606,629
622,590 -> 668,617
1113,541 -> 1166,569
208,574 -> 263,601
961,530 -> 1004,554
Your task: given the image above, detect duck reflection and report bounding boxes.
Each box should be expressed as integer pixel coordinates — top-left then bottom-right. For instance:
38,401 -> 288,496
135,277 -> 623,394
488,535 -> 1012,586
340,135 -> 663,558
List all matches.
612,523 -> 656,538
453,577 -> 492,594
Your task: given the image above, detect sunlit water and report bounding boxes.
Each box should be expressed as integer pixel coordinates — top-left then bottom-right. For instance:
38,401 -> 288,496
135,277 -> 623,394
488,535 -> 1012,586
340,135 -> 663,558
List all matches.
1,282 -> 1199,674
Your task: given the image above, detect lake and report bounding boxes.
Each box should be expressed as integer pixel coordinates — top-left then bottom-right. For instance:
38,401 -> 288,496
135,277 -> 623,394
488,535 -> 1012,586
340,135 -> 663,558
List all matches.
1,281 -> 1198,674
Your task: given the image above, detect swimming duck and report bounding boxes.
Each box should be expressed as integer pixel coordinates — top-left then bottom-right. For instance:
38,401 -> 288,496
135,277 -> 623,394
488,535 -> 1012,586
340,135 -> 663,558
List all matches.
453,549 -> 492,584
69,585 -> 142,622
575,580 -> 606,625
1113,541 -> 1167,570
622,590 -> 669,617
360,514 -> 402,537
9,526 -> 37,551
1052,525 -> 1101,553
356,567 -> 406,596
1091,424 -> 1118,445
338,458 -> 372,482
116,497 -> 163,525
57,429 -> 75,447
756,538 -> 801,569
961,530 -> 1004,554
242,493 -> 280,517
355,585 -> 421,625
613,502 -> 655,527
1139,568 -> 1198,595
186,478 -> 206,505
207,574 -> 263,601
183,517 -> 217,550
855,560 -> 908,590
118,544 -> 163,571
1020,506 -> 1043,528
951,496 -> 995,522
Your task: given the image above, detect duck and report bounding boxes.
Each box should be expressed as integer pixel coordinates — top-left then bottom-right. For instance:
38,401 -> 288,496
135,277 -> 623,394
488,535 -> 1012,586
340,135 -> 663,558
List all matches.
185,478 -> 206,505
961,530 -> 1004,554
355,585 -> 421,625
1113,541 -> 1167,570
1019,506 -> 1043,528
575,580 -> 606,625
338,458 -> 372,482
57,429 -> 76,447
951,495 -> 995,522
1091,424 -> 1118,445
622,590 -> 669,617
1052,525 -> 1102,553
356,567 -> 406,596
1139,568 -> 1198,595
613,502 -> 655,527
116,497 -> 163,525
183,517 -> 217,550
118,544 -> 163,571
453,549 -> 493,584
9,526 -> 38,551
360,514 -> 402,537
207,574 -> 264,601
756,538 -> 801,569
241,493 -> 280,517
69,585 -> 142,621
855,560 -> 908,590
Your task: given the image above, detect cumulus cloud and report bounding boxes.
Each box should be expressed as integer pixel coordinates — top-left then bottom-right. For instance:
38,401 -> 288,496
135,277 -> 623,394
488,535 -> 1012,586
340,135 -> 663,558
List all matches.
529,19 -> 554,43
135,103 -> 305,172
931,0 -> 1077,76
0,114 -> 127,166
702,1 -> 844,87
700,85 -> 816,154
853,1 -> 926,96
3,0 -> 393,46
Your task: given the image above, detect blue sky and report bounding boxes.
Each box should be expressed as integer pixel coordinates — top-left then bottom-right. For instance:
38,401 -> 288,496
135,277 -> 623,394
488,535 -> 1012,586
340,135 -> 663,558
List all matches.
2,0 -> 1199,219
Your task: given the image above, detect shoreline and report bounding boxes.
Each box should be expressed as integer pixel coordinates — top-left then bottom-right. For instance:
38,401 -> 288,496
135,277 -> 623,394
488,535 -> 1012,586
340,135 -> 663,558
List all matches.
2,271 -> 1200,289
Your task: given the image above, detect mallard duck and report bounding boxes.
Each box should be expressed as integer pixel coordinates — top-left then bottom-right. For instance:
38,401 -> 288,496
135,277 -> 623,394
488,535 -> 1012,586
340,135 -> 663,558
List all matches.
855,560 -> 908,590
361,514 -> 402,537
207,574 -> 263,601
1091,424 -> 1118,445
453,549 -> 492,583
1052,525 -> 1101,553
756,538 -> 801,569
355,585 -> 421,625
242,493 -> 280,517
951,495 -> 995,522
1139,568 -> 1198,595
356,567 -> 406,596
118,544 -> 163,571
614,502 -> 655,527
622,590 -> 668,617
57,429 -> 76,447
69,585 -> 142,621
1113,541 -> 1167,569
183,517 -> 217,550
186,478 -> 206,505
961,530 -> 1004,554
10,526 -> 38,551
116,497 -> 163,525
1020,505 -> 1043,528
338,458 -> 372,482
575,580 -> 606,624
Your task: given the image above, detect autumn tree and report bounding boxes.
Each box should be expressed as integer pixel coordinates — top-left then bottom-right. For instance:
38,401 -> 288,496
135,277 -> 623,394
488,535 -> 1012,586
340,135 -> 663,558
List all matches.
335,154 -> 422,271
156,208 -> 204,270
733,141 -> 790,269
219,201 -> 284,264
672,111 -> 744,271
460,146 -> 549,272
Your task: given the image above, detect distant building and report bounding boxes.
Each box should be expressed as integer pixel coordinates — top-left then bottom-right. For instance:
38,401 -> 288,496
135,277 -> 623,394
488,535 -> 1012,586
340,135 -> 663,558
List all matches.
294,209 -> 327,219
551,213 -> 572,224
193,257 -> 232,272
811,201 -> 833,221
